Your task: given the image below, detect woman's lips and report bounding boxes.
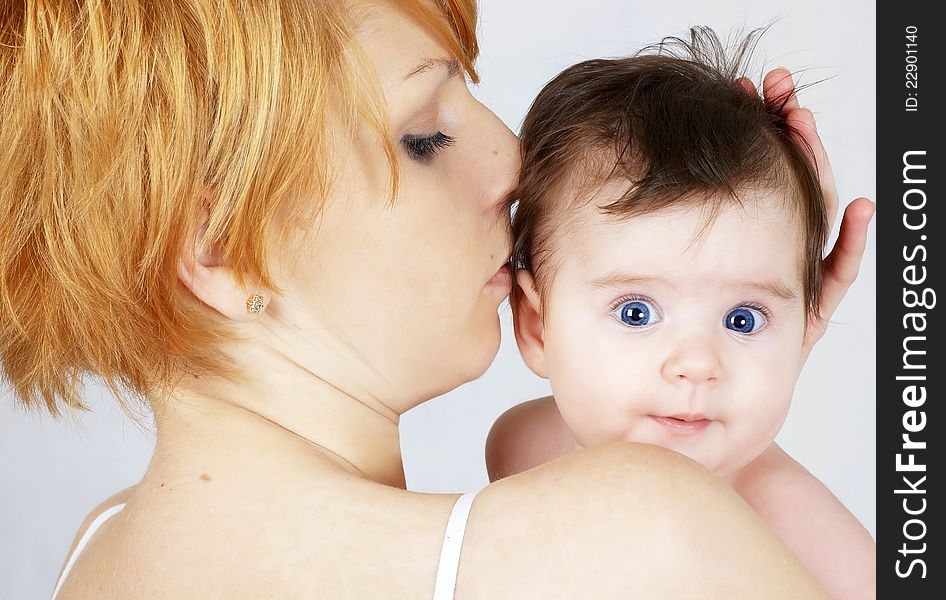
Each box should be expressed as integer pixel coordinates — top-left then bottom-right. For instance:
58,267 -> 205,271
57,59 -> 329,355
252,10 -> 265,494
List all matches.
486,264 -> 512,289
650,415 -> 712,436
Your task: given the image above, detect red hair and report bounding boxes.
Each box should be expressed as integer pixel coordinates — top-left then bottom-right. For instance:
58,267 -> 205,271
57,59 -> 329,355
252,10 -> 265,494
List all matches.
0,0 -> 480,416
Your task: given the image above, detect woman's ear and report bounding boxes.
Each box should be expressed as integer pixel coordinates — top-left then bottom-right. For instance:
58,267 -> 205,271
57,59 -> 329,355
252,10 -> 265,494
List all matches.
177,209 -> 269,321
511,269 -> 548,378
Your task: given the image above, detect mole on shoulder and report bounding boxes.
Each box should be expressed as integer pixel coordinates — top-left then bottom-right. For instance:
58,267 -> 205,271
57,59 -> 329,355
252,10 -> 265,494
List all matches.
200,473 -> 211,482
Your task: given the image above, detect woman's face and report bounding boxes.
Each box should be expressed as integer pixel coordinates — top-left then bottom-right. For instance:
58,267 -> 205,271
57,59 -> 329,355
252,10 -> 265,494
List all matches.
275,2 -> 518,410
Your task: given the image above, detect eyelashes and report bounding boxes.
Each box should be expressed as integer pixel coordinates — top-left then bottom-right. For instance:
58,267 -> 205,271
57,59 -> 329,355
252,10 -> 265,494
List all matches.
723,305 -> 768,335
608,295 -> 775,336
401,131 -> 455,162
610,294 -> 662,328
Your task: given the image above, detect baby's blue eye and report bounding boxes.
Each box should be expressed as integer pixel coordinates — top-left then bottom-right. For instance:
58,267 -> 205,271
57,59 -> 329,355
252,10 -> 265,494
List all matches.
724,307 -> 766,334
616,300 -> 660,327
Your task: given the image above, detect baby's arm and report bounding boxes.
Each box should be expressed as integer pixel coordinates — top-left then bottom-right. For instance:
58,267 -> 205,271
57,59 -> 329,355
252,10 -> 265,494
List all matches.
731,443 -> 876,600
485,396 -> 579,481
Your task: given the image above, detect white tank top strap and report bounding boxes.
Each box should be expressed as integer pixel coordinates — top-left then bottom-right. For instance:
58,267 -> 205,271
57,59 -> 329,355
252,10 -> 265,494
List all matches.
50,502 -> 126,600
51,489 -> 482,600
432,486 -> 483,600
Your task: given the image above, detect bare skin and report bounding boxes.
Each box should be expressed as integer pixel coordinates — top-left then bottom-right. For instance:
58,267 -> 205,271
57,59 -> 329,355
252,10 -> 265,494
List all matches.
488,164 -> 876,595
51,2 -> 871,598
487,397 -> 876,599
58,441 -> 828,599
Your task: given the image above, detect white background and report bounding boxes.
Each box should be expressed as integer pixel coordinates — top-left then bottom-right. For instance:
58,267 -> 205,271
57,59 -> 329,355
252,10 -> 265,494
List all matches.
0,1 -> 875,598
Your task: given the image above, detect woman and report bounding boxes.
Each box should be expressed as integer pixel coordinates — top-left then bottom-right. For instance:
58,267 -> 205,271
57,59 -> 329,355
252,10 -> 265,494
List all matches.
1,1 -> 872,597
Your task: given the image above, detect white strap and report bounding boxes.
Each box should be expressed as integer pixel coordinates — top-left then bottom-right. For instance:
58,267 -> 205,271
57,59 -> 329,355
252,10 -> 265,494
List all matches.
50,503 -> 126,600
432,489 -> 480,600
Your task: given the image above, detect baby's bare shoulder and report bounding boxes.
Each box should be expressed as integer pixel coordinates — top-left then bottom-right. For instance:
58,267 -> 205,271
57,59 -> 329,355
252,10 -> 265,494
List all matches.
485,396 -> 575,480
733,444 -> 875,600
733,443 -> 837,511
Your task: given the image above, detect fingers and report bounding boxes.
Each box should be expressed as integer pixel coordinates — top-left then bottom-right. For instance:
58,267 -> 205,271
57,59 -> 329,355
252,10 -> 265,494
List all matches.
803,197 -> 874,355
818,197 -> 875,321
763,67 -> 801,110
763,67 -> 871,358
786,107 -> 839,227
735,76 -> 757,95
762,67 -> 841,232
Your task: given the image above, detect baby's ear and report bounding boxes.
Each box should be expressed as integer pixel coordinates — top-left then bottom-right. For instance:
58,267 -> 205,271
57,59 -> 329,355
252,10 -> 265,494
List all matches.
511,270 -> 548,378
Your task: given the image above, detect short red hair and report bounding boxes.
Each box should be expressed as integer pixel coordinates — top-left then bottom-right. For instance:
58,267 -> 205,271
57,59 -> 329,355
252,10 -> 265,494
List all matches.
0,0 -> 480,416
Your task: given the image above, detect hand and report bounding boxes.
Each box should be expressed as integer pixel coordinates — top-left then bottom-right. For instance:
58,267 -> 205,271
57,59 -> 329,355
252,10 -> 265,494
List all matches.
741,68 -> 875,359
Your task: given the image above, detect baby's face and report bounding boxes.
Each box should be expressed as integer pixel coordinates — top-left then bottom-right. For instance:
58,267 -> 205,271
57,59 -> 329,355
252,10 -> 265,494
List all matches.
526,182 -> 809,479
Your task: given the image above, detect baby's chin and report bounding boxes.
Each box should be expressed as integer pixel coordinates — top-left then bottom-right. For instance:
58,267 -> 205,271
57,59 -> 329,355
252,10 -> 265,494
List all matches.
562,414 -> 767,480
674,445 -> 769,483
604,429 -> 752,481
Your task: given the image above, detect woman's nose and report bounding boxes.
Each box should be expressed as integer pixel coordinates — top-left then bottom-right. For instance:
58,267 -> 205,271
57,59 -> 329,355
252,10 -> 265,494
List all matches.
660,334 -> 722,385
481,114 -> 521,218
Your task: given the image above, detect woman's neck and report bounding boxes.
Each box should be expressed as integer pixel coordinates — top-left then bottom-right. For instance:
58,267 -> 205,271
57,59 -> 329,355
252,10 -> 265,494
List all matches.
149,341 -> 408,489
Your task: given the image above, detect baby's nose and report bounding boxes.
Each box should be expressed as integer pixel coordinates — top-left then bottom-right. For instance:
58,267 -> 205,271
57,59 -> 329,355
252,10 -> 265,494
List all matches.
660,336 -> 721,385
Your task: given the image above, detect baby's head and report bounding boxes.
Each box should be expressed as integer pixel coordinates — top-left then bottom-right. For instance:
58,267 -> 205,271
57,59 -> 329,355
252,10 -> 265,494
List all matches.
511,28 -> 827,479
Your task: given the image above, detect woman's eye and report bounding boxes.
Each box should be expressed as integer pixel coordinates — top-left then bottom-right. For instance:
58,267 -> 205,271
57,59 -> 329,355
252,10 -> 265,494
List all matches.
401,132 -> 455,162
614,300 -> 660,327
723,306 -> 766,334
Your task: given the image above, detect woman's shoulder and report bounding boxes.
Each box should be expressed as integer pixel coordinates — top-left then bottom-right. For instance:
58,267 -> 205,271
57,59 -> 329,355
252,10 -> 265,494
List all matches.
55,448 -> 704,598
52,486 -> 136,598
55,486 -> 136,576
457,443 -> 706,597
56,476 -> 461,598
477,439 -> 718,521
52,448 -> 827,599
457,442 -> 828,599
479,440 -> 721,520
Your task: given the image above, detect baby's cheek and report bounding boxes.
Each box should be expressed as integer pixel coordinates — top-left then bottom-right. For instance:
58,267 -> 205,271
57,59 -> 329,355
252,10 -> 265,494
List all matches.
735,358 -> 796,436
547,337 -> 643,446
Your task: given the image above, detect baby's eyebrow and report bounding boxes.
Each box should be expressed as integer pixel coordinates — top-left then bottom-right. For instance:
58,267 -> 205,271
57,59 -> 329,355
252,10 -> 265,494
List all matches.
743,280 -> 798,301
590,273 -> 664,291
589,272 -> 799,302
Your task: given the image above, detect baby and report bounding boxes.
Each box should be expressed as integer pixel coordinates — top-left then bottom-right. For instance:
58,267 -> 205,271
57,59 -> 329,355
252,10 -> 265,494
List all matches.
486,29 -> 875,599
